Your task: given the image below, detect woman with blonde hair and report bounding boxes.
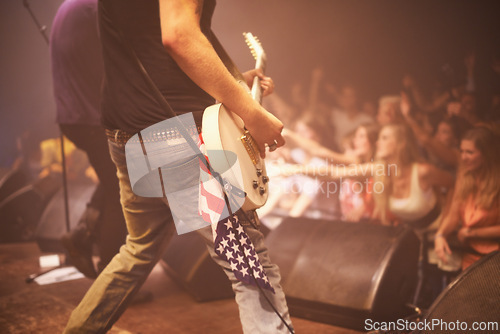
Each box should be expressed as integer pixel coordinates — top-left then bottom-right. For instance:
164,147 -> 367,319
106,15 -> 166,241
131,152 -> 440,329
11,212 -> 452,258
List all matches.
371,123 -> 453,226
434,125 -> 500,270
286,123 -> 454,226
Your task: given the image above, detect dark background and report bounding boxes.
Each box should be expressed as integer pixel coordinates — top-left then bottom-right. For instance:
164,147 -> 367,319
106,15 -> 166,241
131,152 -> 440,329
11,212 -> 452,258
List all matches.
1,0 -> 499,166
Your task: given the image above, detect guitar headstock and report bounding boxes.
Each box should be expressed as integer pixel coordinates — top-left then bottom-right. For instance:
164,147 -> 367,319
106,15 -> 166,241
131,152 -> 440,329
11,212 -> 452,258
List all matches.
243,32 -> 267,65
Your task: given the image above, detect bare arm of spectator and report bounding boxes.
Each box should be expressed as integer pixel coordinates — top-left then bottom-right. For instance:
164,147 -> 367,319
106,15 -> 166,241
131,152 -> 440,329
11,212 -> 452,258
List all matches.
281,162 -> 380,181
308,67 -> 323,111
402,74 -> 458,113
464,52 -> 476,92
401,93 -> 460,167
434,189 -> 461,264
289,193 -> 315,217
418,162 -> 455,190
457,224 -> 500,243
282,128 -> 361,164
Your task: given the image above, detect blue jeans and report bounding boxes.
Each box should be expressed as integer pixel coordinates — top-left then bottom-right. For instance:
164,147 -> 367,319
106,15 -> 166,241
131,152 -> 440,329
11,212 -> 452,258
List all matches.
64,138 -> 292,334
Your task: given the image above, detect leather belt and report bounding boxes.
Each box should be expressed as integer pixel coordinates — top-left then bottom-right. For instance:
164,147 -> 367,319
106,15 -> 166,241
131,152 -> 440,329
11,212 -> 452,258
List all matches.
105,129 -> 134,144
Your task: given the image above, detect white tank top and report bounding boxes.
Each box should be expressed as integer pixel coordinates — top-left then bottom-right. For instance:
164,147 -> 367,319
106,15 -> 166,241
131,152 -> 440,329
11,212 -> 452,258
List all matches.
389,163 -> 437,221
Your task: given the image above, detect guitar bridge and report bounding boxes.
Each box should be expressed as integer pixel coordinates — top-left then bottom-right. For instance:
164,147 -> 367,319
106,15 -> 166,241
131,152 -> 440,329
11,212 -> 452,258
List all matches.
240,130 -> 259,165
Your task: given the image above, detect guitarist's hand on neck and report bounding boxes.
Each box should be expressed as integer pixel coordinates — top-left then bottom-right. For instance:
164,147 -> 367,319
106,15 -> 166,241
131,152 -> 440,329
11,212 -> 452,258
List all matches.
243,69 -> 275,97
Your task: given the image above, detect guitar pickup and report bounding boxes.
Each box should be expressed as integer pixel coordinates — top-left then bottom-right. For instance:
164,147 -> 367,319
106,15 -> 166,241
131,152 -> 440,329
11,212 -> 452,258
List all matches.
240,130 -> 259,165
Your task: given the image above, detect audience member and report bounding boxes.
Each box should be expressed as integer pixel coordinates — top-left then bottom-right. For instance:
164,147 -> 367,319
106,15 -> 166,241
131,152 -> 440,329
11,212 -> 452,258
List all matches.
371,123 -> 454,226
401,93 -> 470,172
50,0 -> 127,278
444,92 -> 481,127
329,84 -> 374,150
401,52 -> 476,115
434,125 -> 500,271
376,95 -> 404,126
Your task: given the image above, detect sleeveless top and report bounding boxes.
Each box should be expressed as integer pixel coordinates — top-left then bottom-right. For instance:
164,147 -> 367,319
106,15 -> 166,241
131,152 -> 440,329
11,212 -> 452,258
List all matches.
460,195 -> 500,269
389,163 -> 437,222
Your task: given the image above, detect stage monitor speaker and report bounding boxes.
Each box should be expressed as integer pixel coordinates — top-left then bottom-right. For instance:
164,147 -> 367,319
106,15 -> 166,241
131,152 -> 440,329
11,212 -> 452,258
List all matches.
0,173 -> 61,243
266,217 -> 420,331
0,185 -> 46,242
0,166 -> 29,204
160,231 -> 234,302
414,250 -> 500,333
35,181 -> 95,253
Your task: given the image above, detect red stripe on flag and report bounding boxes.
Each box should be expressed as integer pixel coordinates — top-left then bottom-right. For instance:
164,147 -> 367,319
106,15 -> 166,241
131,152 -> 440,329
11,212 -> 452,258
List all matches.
199,157 -> 211,174
199,181 -> 225,214
200,210 -> 212,223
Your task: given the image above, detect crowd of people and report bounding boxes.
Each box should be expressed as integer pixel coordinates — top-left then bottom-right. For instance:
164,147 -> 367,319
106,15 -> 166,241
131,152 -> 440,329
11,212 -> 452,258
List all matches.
259,53 -> 500,300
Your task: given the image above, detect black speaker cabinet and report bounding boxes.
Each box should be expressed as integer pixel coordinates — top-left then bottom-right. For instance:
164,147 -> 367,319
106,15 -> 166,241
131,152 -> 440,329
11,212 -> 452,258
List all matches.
0,173 -> 62,243
160,224 -> 271,302
0,166 -> 28,204
266,217 -> 420,330
414,251 -> 500,333
160,231 -> 234,302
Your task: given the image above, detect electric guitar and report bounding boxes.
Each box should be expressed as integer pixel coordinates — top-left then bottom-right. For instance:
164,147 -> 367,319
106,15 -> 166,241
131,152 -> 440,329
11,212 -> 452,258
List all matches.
202,32 -> 269,211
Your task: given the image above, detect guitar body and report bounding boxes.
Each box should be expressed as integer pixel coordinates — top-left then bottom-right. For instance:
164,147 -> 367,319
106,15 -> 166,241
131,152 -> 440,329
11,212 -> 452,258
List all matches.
201,33 -> 270,212
202,103 -> 268,211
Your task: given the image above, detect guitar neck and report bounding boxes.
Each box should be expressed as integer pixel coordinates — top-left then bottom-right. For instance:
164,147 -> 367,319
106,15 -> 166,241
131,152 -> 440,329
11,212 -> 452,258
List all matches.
251,62 -> 266,104
244,32 -> 267,105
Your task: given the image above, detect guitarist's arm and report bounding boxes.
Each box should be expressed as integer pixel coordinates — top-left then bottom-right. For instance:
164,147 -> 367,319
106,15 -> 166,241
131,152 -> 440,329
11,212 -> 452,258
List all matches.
159,0 -> 283,157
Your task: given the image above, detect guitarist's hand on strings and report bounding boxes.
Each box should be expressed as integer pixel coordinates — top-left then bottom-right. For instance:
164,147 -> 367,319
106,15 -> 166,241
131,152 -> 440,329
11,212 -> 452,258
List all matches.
243,103 -> 285,159
241,69 -> 282,157
243,69 -> 275,96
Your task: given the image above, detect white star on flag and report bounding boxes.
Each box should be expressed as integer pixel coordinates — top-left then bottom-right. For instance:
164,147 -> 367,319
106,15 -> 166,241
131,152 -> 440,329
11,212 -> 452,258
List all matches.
213,215 -> 274,293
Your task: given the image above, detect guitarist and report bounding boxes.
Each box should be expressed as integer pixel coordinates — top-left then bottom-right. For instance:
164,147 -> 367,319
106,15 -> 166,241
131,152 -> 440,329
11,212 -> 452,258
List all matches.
64,0 -> 292,333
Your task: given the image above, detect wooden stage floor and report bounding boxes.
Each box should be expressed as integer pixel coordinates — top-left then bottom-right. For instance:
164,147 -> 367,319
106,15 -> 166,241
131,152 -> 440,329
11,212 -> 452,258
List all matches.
0,242 -> 361,334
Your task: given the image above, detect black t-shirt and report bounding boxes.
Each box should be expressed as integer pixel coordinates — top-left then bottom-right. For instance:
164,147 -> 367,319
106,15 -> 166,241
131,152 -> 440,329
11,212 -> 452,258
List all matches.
98,0 -> 216,133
